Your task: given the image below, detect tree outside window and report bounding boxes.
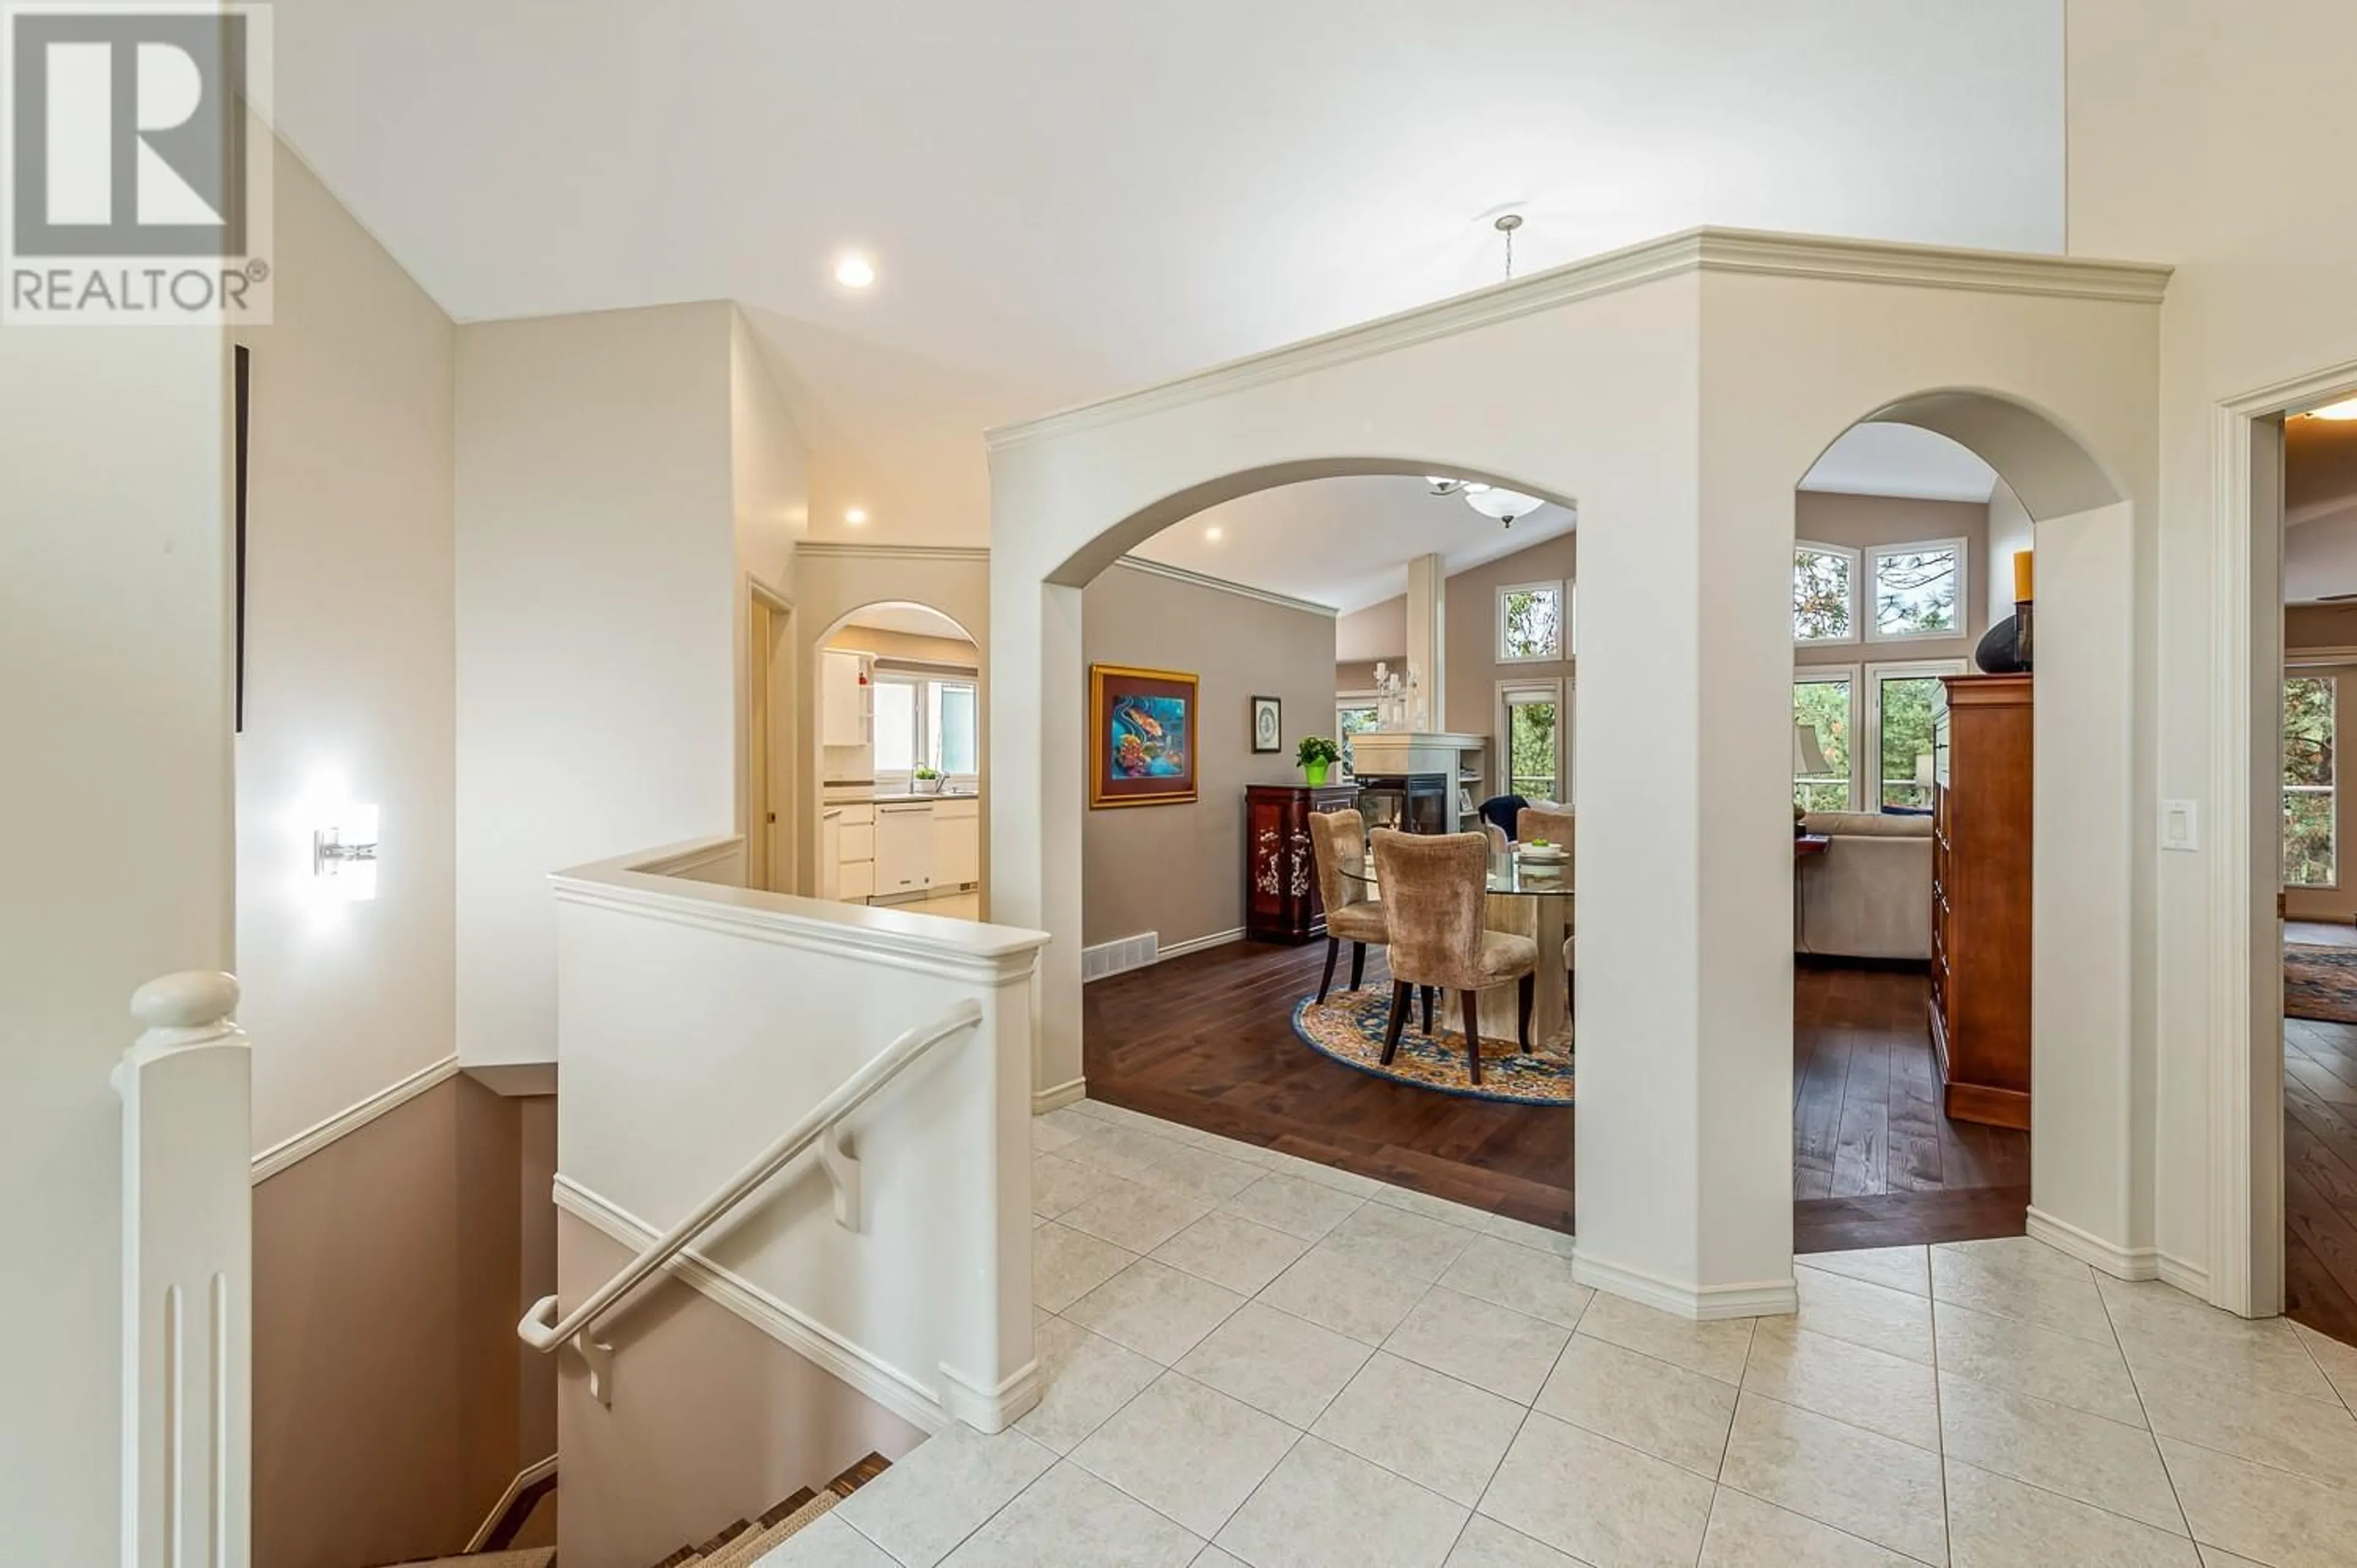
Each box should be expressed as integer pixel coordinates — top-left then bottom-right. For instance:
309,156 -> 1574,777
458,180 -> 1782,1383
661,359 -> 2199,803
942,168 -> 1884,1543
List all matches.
1336,701 -> 1380,776
1793,676 -> 1854,811
1498,582 -> 1565,662
2286,675 -> 2337,889
1875,674 -> 1945,809
1794,546 -> 1857,643
1870,543 -> 1964,638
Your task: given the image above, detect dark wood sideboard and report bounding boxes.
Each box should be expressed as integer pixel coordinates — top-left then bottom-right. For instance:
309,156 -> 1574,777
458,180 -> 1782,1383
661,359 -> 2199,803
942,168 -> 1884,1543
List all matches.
1245,784 -> 1361,943
1929,673 -> 2034,1129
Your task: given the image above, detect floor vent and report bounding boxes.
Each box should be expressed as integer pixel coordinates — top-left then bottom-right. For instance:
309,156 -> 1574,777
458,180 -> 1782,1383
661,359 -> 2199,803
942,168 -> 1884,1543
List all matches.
1083,932 -> 1158,982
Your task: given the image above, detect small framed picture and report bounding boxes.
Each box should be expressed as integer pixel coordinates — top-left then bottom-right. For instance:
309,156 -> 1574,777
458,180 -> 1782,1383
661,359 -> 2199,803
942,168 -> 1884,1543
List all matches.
1458,787 -> 1475,814
1250,695 -> 1282,754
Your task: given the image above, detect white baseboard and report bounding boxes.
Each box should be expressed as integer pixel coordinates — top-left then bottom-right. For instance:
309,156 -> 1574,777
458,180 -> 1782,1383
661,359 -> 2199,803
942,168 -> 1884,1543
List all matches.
1032,1076 -> 1088,1114
1160,926 -> 1245,960
555,1176 -> 1012,1436
2156,1251 -> 2211,1300
1571,1249 -> 1798,1321
1082,926 -> 1245,983
2025,1207 -> 2158,1281
250,1054 -> 462,1184
465,1453 -> 558,1552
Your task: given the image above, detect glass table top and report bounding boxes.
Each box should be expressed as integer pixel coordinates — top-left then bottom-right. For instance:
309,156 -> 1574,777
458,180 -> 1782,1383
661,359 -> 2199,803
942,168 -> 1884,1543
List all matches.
1337,848 -> 1573,898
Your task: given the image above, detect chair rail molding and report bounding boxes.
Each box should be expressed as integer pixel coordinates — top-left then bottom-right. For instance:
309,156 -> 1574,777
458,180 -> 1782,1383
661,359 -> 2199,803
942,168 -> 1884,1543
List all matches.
115,970 -> 252,1568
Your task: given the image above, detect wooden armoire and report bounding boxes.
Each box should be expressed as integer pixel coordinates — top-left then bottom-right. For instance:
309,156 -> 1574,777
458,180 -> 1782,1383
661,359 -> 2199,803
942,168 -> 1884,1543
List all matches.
1244,784 -> 1360,943
1929,674 -> 2034,1129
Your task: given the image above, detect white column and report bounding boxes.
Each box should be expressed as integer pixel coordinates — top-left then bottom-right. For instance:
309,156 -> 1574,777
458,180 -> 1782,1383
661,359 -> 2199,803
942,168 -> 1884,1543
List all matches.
1405,552 -> 1447,730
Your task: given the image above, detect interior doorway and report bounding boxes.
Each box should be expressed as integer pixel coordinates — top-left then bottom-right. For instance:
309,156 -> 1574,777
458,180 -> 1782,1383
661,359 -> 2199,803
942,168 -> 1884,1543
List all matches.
745,586 -> 790,892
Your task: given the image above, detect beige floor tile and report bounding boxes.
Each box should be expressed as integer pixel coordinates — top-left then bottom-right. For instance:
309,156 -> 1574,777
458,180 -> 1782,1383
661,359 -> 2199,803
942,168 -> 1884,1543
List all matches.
1930,1245 -> 2114,1345
1533,1333 -> 1737,1476
1719,1392 -> 1948,1565
831,1424 -> 1056,1568
2294,1320 -> 2357,1410
1479,1213 -> 1579,1260
2134,1354 -> 2357,1490
1276,1154 -> 1387,1197
1132,1141 -> 1268,1203
2159,1435 -> 2357,1568
1944,1458 -> 2199,1568
1932,1298 -> 2145,1426
1065,1122 -> 1201,1181
1016,1315 -> 1162,1455
1033,1221 -> 1140,1312
1069,1371 -> 1299,1538
1064,1257 -> 1247,1365
1034,1151 -> 1108,1218
1573,1290 -> 1755,1385
1193,1550 -> 1252,1568
1479,1411 -> 1716,1568
1384,1285 -> 1571,1405
1214,1434 -> 1469,1568
1790,1266 -> 1935,1366
1697,1487 -> 1922,1567
2194,1548 -> 2272,1568
939,1461 -> 1202,1568
1034,1105 -> 1097,1153
1936,1235 -> 2098,1283
1797,1246 -> 1930,1300
1177,1300 -> 1373,1427
1318,1202 -> 1481,1284
1220,1173 -> 1367,1241
1152,1209 -> 1312,1296
1936,1372 -> 2185,1535
1439,1235 -> 1594,1328
1368,1181 -> 1500,1230
759,1513 -> 900,1566
1442,1515 -> 1587,1566
1744,1319 -> 1940,1453
1075,1099 -> 1206,1142
1061,1177 -> 1218,1254
1310,1351 -> 1527,1506
1258,1245 -> 1435,1345
2099,1275 -> 2340,1404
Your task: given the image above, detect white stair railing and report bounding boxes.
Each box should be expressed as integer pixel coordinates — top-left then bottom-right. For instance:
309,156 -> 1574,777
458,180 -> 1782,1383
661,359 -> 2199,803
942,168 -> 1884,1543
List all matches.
115,971 -> 252,1568
517,998 -> 985,1404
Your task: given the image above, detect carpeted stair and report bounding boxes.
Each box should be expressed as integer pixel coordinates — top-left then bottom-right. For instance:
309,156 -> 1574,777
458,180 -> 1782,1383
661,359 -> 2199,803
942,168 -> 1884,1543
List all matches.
648,1452 -> 891,1568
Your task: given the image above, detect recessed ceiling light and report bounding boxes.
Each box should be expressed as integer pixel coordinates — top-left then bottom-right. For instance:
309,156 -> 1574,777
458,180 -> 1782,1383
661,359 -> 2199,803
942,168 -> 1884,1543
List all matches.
1204,525 -> 1223,541
845,508 -> 868,525
834,253 -> 877,290
2308,396 -> 2357,421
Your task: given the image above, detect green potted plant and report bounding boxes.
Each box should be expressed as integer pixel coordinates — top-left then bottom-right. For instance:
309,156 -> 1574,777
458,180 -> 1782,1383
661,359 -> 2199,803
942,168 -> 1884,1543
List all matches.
1295,735 -> 1341,787
912,766 -> 942,795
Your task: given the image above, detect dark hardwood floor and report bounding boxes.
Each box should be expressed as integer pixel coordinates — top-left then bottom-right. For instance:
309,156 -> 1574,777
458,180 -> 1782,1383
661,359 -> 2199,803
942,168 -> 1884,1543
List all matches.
2285,1015 -> 2357,1346
1082,938 -> 2030,1252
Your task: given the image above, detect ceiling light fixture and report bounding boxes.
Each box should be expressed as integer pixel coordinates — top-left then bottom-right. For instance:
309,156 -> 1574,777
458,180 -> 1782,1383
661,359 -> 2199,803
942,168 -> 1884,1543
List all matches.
2307,396 -> 2357,421
845,507 -> 869,525
1464,486 -> 1545,527
1204,525 -> 1223,541
833,253 -> 877,290
1495,213 -> 1523,281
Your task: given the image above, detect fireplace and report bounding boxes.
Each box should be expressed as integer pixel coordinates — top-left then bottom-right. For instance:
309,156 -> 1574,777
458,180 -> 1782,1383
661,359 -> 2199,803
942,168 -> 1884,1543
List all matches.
1355,773 -> 1451,835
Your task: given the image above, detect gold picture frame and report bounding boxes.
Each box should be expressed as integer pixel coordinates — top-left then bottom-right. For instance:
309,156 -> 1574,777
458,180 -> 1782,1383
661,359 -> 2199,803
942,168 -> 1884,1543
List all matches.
1090,663 -> 1199,808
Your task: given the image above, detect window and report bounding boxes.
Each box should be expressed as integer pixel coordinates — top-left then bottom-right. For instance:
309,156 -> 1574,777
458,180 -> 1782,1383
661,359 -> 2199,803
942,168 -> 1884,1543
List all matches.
873,672 -> 980,787
1867,539 -> 1967,641
1498,679 -> 1566,803
1793,668 -> 1859,812
1866,660 -> 1967,811
1336,695 -> 1381,776
1498,580 -> 1568,662
1794,544 -> 1859,644
2286,674 -> 2337,889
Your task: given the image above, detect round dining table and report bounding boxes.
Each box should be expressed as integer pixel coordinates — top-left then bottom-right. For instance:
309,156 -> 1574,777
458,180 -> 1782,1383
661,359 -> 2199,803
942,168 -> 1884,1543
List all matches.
1338,846 -> 1575,1054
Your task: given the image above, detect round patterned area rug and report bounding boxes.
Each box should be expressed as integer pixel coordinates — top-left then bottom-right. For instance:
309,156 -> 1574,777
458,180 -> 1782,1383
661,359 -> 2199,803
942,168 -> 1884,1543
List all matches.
1290,991 -> 1575,1106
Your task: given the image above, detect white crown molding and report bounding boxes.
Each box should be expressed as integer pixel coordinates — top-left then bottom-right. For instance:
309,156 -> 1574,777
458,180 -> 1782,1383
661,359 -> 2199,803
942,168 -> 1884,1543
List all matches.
986,227 -> 2173,454
797,541 -> 992,563
464,1454 -> 558,1553
1112,557 -> 1338,618
555,1175 -> 993,1436
250,1053 -> 461,1184
1572,1247 -> 1798,1322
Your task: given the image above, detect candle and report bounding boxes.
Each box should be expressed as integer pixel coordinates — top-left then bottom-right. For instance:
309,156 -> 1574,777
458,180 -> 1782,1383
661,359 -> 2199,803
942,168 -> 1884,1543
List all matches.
2013,550 -> 2035,603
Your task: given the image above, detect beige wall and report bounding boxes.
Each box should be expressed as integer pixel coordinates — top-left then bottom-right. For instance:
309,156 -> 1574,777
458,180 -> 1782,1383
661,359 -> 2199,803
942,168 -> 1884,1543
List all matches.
556,1215 -> 927,1568
1790,491 -> 1991,670
1336,595 -> 1407,664
235,139 -> 459,1152
826,625 -> 981,668
1082,564 -> 1336,946
254,1077 -> 554,1568
1336,659 -> 1388,693
1441,536 -> 1579,794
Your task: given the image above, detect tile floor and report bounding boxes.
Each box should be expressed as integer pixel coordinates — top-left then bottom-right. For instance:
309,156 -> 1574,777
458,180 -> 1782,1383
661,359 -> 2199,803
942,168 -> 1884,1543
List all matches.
765,1097 -> 2357,1568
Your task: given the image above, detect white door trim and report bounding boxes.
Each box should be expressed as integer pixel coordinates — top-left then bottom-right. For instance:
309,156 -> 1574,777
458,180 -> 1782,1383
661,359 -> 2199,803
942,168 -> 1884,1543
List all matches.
2210,355 -> 2357,1318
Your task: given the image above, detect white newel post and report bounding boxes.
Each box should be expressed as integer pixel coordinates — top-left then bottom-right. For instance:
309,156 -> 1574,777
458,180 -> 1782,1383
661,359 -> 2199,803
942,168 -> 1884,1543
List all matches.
114,971 -> 252,1568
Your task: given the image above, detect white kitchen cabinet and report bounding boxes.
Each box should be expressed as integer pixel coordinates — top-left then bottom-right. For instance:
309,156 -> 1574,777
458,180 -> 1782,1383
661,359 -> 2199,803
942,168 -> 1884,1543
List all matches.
832,801 -> 875,902
931,797 -> 980,887
874,802 -> 934,898
821,650 -> 872,747
820,809 -> 842,900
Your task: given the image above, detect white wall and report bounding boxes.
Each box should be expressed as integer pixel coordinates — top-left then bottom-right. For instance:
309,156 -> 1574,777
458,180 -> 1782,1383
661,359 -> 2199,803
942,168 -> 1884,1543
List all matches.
2069,0 -> 2357,1296
455,304 -> 740,1065
1,327 -> 232,1564
1986,478 -> 2035,636
730,316 -> 810,893
235,142 -> 459,1152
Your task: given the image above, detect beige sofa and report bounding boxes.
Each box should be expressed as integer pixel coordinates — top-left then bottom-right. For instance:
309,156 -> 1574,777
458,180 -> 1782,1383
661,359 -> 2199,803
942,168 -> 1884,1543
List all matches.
1797,811 -> 1933,961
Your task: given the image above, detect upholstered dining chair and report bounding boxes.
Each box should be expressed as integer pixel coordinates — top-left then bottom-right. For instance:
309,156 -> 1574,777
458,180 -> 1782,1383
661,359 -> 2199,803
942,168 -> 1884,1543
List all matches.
1307,809 -> 1392,1005
1515,805 -> 1576,857
1370,829 -> 1538,1084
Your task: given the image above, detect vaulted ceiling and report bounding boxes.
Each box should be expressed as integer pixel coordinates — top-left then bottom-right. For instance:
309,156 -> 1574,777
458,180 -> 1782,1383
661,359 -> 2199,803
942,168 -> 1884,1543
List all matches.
271,0 -> 2065,547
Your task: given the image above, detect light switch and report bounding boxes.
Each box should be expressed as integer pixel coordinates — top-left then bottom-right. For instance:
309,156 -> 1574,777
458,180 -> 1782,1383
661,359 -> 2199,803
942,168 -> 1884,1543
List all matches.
2162,798 -> 2200,851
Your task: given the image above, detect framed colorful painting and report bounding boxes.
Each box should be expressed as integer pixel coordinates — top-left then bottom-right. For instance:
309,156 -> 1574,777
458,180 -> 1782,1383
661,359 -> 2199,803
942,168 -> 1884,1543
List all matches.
1091,664 -> 1199,808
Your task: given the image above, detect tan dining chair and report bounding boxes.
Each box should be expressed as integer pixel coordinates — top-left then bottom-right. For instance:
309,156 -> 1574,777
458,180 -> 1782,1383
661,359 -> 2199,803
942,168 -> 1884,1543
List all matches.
1307,809 -> 1393,1004
1516,805 -> 1576,857
1371,829 -> 1538,1084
